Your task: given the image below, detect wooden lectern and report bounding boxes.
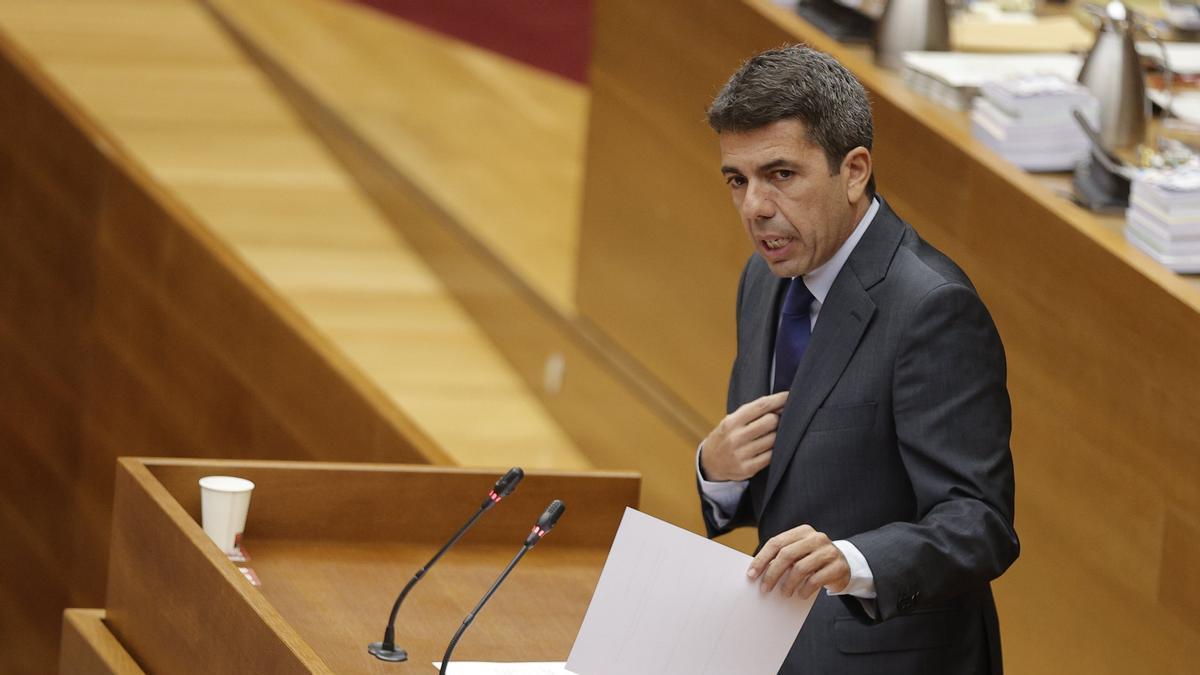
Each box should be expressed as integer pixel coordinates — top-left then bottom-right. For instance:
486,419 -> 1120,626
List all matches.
61,458 -> 640,673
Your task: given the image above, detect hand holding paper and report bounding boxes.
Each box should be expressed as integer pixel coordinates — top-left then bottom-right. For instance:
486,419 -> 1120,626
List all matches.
566,509 -> 814,675
748,524 -> 850,598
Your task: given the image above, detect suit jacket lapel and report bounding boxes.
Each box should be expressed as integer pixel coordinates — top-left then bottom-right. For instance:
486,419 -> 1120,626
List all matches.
742,275 -> 788,399
757,198 -> 907,517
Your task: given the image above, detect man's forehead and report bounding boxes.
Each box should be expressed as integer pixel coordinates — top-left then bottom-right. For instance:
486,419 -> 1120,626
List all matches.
718,120 -> 818,168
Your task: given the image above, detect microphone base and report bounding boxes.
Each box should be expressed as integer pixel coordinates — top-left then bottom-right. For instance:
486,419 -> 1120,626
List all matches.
367,642 -> 409,662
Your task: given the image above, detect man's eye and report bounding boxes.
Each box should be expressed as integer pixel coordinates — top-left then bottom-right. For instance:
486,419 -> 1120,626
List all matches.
726,175 -> 746,188
773,170 -> 794,180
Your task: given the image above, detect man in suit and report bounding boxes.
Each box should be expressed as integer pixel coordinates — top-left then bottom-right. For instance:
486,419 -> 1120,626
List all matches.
697,46 -> 1019,673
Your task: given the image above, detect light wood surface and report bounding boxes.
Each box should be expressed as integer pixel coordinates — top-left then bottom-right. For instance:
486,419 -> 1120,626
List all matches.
205,0 -> 586,314
0,0 -> 590,473
951,15 -> 1094,53
578,0 -> 1200,672
104,458 -> 638,674
195,0 -> 744,548
59,609 -> 146,675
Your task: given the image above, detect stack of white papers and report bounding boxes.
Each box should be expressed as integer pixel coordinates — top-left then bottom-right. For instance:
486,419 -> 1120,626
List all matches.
902,52 -> 1082,111
970,74 -> 1099,172
1125,170 -> 1200,273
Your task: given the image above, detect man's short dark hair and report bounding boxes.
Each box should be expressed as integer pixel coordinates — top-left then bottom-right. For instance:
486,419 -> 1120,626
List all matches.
707,45 -> 875,195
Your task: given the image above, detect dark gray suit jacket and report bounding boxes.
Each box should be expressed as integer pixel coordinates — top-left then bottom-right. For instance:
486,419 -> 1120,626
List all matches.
701,198 -> 1019,674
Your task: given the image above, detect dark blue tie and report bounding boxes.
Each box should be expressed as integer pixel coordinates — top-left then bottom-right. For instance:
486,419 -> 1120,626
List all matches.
772,278 -> 814,393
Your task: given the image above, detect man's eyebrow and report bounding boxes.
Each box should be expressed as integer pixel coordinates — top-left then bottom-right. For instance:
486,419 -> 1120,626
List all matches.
720,158 -> 797,175
759,158 -> 798,172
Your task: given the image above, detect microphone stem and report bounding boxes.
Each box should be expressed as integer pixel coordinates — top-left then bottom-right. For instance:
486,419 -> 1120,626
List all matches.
381,503 -> 491,649
439,545 -> 531,675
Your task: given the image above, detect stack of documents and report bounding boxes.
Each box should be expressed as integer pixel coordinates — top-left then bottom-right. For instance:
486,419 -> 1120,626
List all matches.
970,74 -> 1099,172
1125,170 -> 1200,273
902,52 -> 1081,111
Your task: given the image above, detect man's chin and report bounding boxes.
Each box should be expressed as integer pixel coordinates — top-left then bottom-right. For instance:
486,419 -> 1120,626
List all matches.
763,256 -> 803,279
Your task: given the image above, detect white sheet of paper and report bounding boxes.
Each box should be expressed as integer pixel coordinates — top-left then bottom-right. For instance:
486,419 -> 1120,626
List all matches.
431,662 -> 572,674
566,509 -> 814,675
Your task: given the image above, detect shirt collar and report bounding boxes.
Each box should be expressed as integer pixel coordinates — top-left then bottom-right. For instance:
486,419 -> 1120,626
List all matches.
801,197 -> 879,305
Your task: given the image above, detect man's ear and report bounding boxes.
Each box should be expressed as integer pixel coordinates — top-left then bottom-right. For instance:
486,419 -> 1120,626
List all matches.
842,147 -> 872,203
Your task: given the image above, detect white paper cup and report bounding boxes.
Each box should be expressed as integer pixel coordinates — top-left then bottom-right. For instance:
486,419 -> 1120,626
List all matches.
199,475 -> 255,555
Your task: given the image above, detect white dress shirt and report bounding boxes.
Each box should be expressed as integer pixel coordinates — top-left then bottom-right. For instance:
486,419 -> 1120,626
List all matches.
698,198 -> 880,604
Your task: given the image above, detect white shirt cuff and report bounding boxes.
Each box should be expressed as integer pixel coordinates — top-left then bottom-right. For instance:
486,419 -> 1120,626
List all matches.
828,540 -> 877,618
696,443 -> 748,528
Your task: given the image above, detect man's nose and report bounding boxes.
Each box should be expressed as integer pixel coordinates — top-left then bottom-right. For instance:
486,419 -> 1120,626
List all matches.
742,181 -> 775,221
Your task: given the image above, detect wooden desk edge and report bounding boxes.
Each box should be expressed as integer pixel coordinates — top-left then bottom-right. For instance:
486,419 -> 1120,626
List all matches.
60,609 -> 146,675
129,456 -> 640,481
108,458 -> 333,674
125,457 -> 642,549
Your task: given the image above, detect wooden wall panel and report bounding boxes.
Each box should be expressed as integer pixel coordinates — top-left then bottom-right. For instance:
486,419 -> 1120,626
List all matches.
0,416 -> 73,675
578,0 -> 1200,671
0,30 -> 99,674
1161,511 -> 1200,623
578,0 -> 780,419
0,27 -> 446,673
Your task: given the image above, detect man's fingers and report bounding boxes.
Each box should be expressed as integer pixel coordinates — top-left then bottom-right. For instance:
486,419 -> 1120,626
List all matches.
731,391 -> 789,425
762,538 -> 819,592
806,561 -> 850,597
748,527 -> 811,583
781,545 -> 839,596
741,431 -> 775,459
743,411 -> 780,439
758,554 -> 794,592
779,560 -> 812,597
744,447 -> 772,475
762,390 -> 790,409
772,540 -> 825,595
796,561 -> 845,599
747,533 -> 792,580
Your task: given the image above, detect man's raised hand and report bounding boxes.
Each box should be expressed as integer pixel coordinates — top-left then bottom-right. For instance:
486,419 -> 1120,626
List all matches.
699,391 -> 788,481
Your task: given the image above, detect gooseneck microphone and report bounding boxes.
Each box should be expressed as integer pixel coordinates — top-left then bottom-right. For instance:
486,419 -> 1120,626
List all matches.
368,468 -> 525,662
439,500 -> 565,675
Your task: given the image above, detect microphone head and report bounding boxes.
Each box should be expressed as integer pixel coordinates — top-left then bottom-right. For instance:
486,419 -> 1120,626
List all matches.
493,467 -> 524,499
526,500 -> 565,547
538,499 -> 565,529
